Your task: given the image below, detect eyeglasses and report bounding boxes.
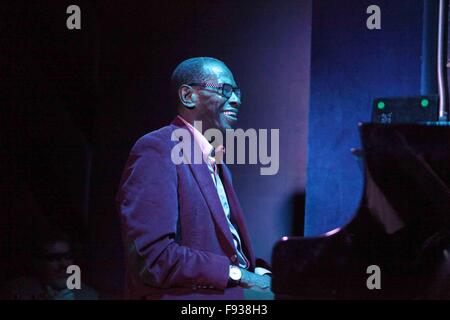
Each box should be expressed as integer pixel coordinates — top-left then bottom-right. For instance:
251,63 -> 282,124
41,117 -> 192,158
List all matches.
188,82 -> 241,100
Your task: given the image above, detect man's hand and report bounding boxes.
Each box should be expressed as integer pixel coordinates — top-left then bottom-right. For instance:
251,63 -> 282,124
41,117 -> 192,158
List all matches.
240,268 -> 272,293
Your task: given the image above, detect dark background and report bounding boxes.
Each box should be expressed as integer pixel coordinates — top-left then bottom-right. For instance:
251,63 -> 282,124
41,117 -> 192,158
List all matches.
2,1 -> 311,298
3,0 -> 438,299
306,0 -> 426,235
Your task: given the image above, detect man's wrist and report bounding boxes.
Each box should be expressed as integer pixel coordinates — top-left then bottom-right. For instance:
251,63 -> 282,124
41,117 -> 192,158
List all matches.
227,265 -> 242,287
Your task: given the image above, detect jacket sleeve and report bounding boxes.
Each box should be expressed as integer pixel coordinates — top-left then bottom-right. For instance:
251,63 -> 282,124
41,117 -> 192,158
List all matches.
117,134 -> 230,290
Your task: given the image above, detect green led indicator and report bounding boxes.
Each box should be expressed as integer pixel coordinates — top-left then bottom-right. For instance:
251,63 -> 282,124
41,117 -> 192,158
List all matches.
377,101 -> 385,110
421,99 -> 429,108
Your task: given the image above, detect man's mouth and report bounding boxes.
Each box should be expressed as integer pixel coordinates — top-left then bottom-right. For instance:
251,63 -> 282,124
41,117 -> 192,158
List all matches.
222,110 -> 238,121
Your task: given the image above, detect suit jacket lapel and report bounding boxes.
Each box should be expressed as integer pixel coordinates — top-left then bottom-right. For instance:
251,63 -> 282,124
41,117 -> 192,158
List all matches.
187,163 -> 236,254
218,164 -> 256,267
170,117 -> 236,256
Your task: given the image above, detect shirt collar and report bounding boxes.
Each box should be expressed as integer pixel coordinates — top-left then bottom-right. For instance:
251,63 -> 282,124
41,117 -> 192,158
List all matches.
177,115 -> 214,159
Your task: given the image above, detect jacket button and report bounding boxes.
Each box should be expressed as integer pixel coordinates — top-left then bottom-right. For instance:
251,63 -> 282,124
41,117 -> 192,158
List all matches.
230,254 -> 238,263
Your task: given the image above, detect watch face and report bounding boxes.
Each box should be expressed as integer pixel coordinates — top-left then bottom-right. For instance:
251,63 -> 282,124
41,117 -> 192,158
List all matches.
230,266 -> 241,281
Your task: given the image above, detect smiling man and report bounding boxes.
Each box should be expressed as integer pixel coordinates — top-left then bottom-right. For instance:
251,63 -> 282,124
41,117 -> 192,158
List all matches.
116,57 -> 272,300
175,59 -> 240,132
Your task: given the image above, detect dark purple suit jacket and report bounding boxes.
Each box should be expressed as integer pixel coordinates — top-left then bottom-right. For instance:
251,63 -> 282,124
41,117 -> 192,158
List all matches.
116,117 -> 256,299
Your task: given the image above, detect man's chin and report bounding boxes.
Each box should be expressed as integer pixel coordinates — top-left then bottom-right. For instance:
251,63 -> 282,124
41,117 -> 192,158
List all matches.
220,120 -> 237,131
217,125 -> 234,135
208,119 -> 237,135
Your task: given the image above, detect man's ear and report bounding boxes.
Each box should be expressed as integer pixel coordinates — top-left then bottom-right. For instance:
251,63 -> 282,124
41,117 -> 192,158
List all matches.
178,85 -> 196,109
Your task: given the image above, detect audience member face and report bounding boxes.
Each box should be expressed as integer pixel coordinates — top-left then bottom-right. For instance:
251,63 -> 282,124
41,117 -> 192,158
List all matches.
194,63 -> 241,132
38,241 -> 74,290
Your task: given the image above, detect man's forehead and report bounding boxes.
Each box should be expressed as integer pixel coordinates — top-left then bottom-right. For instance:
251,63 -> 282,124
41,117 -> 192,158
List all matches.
202,63 -> 236,85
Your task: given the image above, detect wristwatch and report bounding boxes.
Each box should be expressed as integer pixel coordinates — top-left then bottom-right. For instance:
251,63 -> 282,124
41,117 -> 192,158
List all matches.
228,265 -> 242,287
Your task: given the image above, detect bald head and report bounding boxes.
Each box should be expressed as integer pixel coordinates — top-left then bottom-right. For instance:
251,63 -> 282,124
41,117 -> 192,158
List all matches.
171,57 -> 231,105
170,57 -> 241,132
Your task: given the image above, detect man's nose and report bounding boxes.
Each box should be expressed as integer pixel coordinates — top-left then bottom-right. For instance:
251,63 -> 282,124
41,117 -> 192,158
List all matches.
228,91 -> 241,108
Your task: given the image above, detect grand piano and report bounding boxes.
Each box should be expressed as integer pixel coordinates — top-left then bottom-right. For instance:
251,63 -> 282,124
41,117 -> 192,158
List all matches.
272,123 -> 450,299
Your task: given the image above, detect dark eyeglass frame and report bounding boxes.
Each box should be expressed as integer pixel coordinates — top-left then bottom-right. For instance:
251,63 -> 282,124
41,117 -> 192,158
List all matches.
188,82 -> 241,100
